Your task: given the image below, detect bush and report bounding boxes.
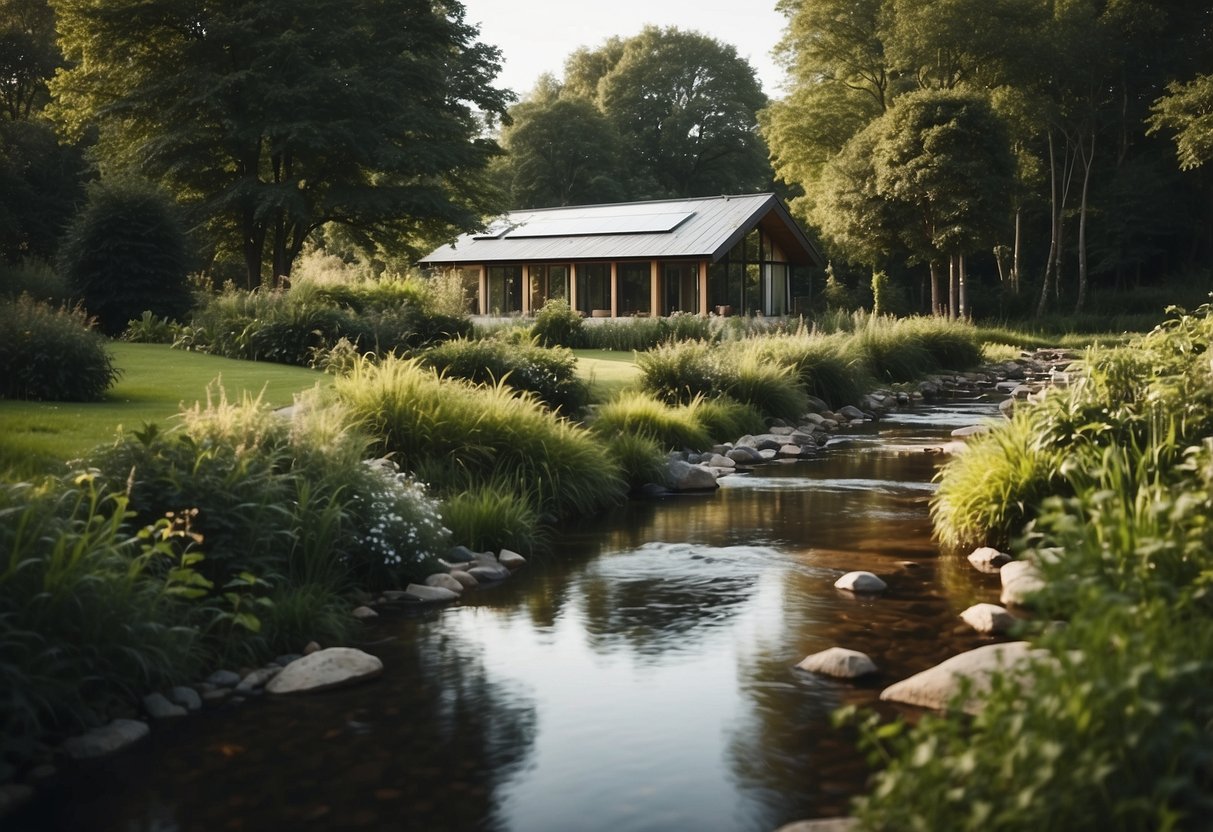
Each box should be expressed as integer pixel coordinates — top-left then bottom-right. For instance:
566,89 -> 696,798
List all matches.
603,431 -> 669,491
590,391 -> 712,451
0,476 -> 200,778
59,178 -> 193,335
441,483 -> 543,553
421,336 -> 589,414
0,259 -> 70,303
743,330 -> 867,408
0,295 -> 119,401
532,298 -> 584,347
636,340 -> 721,404
693,396 -> 767,442
335,356 -> 625,520
122,310 -> 179,343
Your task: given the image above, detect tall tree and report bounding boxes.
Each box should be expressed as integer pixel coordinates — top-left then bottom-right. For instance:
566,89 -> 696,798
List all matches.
49,0 -> 511,288
578,27 -> 773,199
495,84 -> 625,208
0,0 -> 58,121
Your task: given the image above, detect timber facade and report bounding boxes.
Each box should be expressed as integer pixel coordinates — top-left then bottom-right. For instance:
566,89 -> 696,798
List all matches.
418,193 -> 824,318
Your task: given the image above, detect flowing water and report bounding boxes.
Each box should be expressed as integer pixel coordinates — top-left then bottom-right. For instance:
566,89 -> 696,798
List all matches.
17,397 -> 1006,832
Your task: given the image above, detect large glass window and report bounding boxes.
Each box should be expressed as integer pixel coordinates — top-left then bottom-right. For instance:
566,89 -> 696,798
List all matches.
529,264 -> 568,312
662,262 -> 699,315
487,265 -> 522,315
576,263 -> 611,316
458,267 -> 480,314
706,228 -> 806,316
618,263 -> 651,316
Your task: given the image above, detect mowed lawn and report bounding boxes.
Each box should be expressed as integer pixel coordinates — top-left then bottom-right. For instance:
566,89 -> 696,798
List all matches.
573,348 -> 641,401
0,343 -> 330,476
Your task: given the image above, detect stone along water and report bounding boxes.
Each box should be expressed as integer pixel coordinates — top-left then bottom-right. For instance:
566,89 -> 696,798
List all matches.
18,397 -> 1005,832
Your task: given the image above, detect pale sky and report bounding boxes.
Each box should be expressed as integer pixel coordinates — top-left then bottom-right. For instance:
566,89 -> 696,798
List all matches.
460,0 -> 790,101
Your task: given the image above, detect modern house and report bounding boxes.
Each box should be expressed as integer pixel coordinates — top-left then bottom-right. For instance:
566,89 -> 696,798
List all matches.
417,193 -> 824,318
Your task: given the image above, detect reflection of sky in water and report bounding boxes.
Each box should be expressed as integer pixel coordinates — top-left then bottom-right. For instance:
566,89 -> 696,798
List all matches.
18,398 -> 1008,832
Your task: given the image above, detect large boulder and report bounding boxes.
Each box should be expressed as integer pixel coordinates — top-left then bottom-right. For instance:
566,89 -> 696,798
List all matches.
834,571 -> 888,593
667,459 -> 719,491
266,647 -> 383,695
726,446 -> 764,465
425,572 -> 465,593
879,641 -> 1039,714
796,647 -> 877,679
62,719 -> 150,759
1000,560 -> 1046,607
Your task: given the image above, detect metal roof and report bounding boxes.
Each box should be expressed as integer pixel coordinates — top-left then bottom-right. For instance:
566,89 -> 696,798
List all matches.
418,193 -> 824,267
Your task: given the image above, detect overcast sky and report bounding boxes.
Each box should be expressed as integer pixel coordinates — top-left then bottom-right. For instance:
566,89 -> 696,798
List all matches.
460,0 -> 789,101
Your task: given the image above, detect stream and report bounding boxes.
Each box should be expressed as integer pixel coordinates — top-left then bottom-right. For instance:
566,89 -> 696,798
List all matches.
17,396 -> 1005,832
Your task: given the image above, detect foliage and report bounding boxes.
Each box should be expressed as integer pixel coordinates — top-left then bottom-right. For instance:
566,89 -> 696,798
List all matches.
179,275 -> 470,366
334,356 -> 625,520
0,118 -> 87,264
441,483 -> 543,554
58,178 -> 193,335
0,258 -> 69,303
0,475 -> 200,778
1149,73 -> 1213,171
122,311 -> 178,344
590,391 -> 713,451
531,298 -> 584,348
49,0 -> 512,287
602,431 -> 670,491
743,329 -> 868,408
0,294 -> 119,401
421,335 -> 589,414
692,396 -> 767,443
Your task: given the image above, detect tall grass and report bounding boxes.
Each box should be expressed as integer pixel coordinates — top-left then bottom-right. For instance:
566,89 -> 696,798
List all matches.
421,335 -> 589,414
589,391 -> 713,450
334,356 -> 625,519
441,482 -> 544,553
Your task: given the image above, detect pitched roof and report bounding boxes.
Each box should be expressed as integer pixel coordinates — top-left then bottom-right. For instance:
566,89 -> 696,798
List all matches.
418,193 -> 823,267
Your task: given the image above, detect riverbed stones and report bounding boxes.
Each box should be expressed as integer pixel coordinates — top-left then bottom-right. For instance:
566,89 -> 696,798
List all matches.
1000,559 -> 1046,607
206,669 -> 241,688
838,405 -> 866,421
707,453 -> 736,469
796,647 -> 878,679
968,546 -> 1012,573
498,549 -> 527,570
960,603 -> 1016,635
62,719 -> 150,759
352,605 -> 379,619
467,563 -> 510,582
142,692 -> 187,720
726,446 -> 764,465
403,583 -> 460,603
834,571 -> 888,594
448,569 -> 478,589
236,666 -> 281,694
445,545 -> 478,564
425,572 -> 465,593
667,459 -> 719,491
879,641 -> 1038,714
169,685 -> 202,712
266,647 -> 382,695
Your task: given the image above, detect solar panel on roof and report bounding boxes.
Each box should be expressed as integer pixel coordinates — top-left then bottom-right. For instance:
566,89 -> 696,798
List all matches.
472,219 -> 514,240
505,210 -> 695,238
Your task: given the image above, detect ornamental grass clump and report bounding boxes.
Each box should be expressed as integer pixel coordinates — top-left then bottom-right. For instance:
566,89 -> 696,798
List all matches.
421,335 -> 589,414
440,482 -> 544,554
589,391 -> 713,451
335,355 -> 625,520
742,330 -> 867,408
0,295 -> 120,401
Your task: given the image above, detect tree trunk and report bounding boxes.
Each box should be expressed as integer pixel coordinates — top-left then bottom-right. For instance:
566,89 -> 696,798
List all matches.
1012,207 -> 1021,294
948,255 -> 958,319
958,254 -> 967,319
929,261 -> 942,316
1074,130 -> 1095,314
1037,132 -> 1059,317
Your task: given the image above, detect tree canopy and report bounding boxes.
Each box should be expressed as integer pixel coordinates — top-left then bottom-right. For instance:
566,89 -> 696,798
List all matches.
48,0 -> 511,287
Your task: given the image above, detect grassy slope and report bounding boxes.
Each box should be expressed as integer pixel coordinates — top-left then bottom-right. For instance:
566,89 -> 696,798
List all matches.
573,348 -> 641,401
0,343 -> 330,476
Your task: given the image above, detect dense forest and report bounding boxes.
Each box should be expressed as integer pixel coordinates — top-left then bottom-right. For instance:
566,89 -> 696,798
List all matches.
2,0 -> 1212,317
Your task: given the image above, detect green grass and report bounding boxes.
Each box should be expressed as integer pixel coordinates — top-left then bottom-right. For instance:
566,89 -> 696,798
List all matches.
573,348 -> 642,401
0,343 -> 330,477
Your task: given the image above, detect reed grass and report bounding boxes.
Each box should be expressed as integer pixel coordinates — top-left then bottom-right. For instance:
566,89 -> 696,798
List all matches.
589,391 -> 713,451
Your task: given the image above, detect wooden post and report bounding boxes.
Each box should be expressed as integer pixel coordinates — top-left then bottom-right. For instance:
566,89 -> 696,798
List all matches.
699,260 -> 709,316
477,265 -> 487,316
521,264 -> 531,316
569,263 -> 578,313
610,262 -> 618,318
650,260 -> 660,317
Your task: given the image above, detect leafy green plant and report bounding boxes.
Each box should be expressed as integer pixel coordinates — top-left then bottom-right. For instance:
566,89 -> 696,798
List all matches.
0,295 -> 120,401
421,335 -> 589,414
532,297 -> 584,347
122,310 -> 180,343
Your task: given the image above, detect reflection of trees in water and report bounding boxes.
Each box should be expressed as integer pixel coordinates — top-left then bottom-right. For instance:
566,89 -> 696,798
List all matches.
577,547 -> 764,656
20,627 -> 538,832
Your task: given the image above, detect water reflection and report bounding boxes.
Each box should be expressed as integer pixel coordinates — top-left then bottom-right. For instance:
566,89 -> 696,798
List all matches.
16,398 -> 1007,832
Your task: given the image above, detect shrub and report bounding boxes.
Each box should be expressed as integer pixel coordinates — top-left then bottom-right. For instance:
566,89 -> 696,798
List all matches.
532,298 -> 584,347
636,340 -> 721,404
0,295 -> 119,401
335,356 -> 625,520
743,330 -> 867,408
59,178 -> 193,335
590,391 -> 712,451
721,351 -> 809,422
693,396 -> 767,442
604,431 -> 670,491
122,310 -> 179,344
421,336 -> 589,414
0,259 -> 70,303
441,483 -> 543,554
0,476 -> 200,778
